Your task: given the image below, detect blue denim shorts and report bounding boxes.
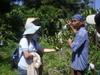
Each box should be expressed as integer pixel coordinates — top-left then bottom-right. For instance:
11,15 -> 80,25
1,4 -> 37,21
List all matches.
18,67 -> 27,75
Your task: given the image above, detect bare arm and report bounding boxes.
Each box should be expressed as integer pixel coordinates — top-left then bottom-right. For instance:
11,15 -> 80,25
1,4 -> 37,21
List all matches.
70,25 -> 77,34
23,50 -> 33,59
43,48 -> 56,52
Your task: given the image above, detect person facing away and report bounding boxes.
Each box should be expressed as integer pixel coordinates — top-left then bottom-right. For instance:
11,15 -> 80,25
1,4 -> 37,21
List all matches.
86,12 -> 100,34
67,14 -> 89,75
18,18 -> 55,75
86,12 -> 100,47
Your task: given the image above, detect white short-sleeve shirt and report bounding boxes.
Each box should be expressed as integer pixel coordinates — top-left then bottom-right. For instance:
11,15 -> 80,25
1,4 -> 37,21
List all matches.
18,37 -> 42,70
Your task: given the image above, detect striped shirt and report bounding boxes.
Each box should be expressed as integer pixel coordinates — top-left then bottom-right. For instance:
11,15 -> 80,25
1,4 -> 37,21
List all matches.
70,27 -> 89,71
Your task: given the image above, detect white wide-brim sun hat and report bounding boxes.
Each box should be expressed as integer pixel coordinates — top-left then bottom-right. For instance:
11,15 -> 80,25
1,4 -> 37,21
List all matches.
86,14 -> 96,25
25,18 -> 39,29
23,23 -> 41,35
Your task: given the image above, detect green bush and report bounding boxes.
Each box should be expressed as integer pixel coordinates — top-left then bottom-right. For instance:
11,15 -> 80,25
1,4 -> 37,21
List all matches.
0,1 -> 99,75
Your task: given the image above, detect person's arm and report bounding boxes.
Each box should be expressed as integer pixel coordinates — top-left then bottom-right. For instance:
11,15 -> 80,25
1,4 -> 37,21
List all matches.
43,48 -> 55,52
36,42 -> 56,53
70,33 -> 86,52
20,38 -> 33,59
70,25 -> 77,34
23,50 -> 33,59
39,48 -> 56,53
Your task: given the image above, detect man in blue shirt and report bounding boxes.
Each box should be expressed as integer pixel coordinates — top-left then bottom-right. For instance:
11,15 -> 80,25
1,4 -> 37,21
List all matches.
67,14 -> 89,75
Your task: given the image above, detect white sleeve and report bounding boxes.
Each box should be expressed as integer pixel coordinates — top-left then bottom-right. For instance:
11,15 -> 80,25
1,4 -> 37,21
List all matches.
19,38 -> 28,51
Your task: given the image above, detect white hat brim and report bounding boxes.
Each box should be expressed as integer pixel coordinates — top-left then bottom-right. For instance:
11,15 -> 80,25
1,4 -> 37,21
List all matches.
23,24 -> 41,35
25,18 -> 39,29
86,15 -> 96,25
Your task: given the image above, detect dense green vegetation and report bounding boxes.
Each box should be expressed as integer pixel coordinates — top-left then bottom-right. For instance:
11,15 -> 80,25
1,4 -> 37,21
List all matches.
0,0 -> 100,75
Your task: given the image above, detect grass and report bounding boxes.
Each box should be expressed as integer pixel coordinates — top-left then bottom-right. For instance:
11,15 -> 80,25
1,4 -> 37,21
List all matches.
0,38 -> 100,75
0,51 -> 17,75
0,39 -> 17,75
0,39 -> 71,75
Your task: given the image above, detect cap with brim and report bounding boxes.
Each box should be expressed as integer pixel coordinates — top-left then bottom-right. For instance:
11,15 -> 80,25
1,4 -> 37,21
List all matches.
86,15 -> 95,25
23,23 -> 41,35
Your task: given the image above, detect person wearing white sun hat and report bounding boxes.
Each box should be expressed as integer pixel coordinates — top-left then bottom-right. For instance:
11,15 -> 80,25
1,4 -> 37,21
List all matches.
23,23 -> 41,35
25,18 -> 40,29
86,14 -> 100,35
86,14 -> 95,25
86,12 -> 100,48
86,12 -> 100,34
18,18 -> 55,75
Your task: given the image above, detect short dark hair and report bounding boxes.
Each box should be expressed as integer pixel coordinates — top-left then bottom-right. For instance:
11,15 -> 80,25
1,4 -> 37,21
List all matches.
94,12 -> 100,33
32,19 -> 40,26
94,12 -> 100,27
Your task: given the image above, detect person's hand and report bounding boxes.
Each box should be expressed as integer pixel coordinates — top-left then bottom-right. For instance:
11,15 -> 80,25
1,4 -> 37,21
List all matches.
65,20 -> 76,33
65,20 -> 75,33
65,20 -> 72,26
67,38 -> 72,47
55,47 -> 60,51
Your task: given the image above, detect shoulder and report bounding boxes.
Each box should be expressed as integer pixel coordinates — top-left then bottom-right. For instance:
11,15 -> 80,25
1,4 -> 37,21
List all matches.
19,37 -> 28,45
78,27 -> 87,36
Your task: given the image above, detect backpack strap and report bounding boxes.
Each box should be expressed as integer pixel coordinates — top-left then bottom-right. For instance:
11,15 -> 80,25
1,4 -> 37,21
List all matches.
32,40 -> 38,50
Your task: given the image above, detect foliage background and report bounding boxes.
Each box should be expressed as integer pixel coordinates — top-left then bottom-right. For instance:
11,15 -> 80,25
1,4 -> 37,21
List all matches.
0,0 -> 100,75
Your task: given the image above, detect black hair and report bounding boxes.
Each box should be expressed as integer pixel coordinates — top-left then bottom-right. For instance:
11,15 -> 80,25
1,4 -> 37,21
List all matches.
32,19 -> 41,26
94,12 -> 100,33
94,12 -> 100,27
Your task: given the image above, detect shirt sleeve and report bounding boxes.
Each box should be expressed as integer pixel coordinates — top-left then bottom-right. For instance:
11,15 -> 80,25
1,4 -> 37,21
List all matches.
19,37 -> 28,51
71,31 -> 86,52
